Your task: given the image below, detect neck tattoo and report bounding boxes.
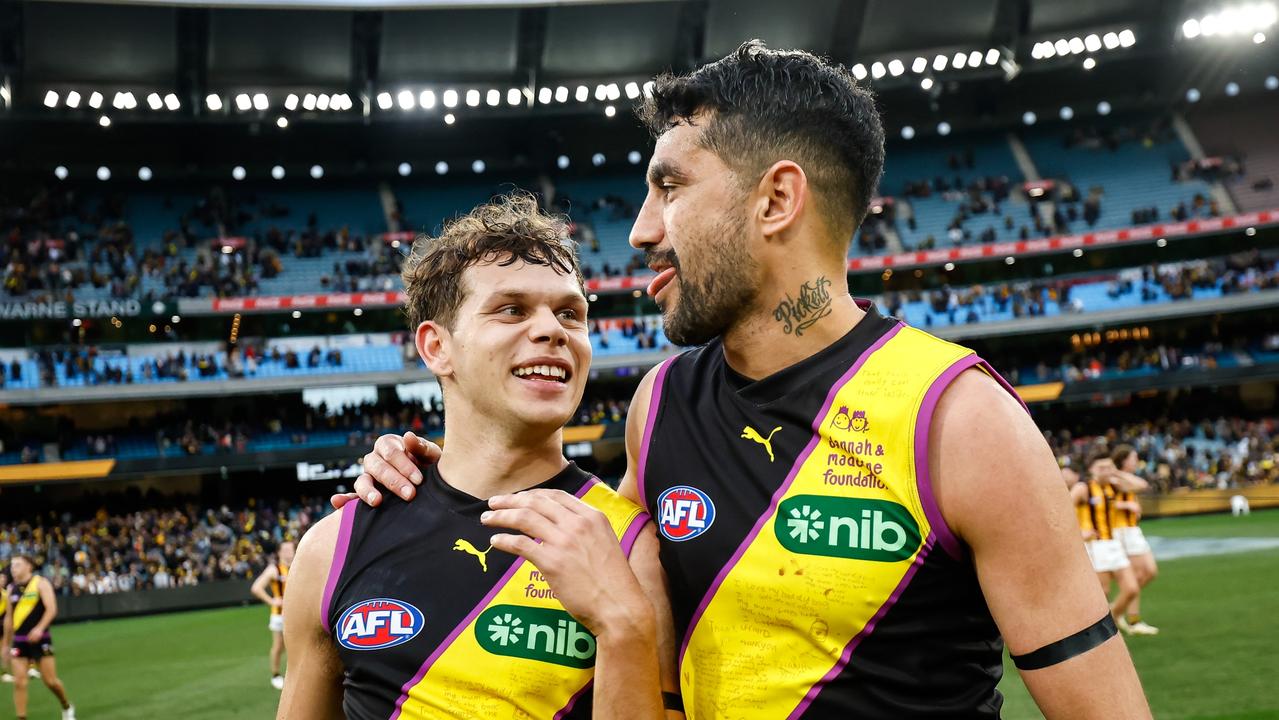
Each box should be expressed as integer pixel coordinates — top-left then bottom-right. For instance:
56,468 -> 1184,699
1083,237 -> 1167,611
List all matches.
773,276 -> 833,336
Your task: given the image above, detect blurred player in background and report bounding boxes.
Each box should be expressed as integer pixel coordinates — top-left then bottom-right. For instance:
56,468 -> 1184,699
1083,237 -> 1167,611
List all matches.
1111,445 -> 1159,635
4,556 -> 75,720
1,568 -> 11,684
252,540 -> 296,690
1082,452 -> 1145,629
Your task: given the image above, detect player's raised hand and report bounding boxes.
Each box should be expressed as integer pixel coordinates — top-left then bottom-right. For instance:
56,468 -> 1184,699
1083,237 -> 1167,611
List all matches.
329,431 -> 441,509
482,489 -> 653,637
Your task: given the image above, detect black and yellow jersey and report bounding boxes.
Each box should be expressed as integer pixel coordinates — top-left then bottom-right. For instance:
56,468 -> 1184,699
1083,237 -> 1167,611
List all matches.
1076,484 -> 1095,535
638,302 -> 1019,719
270,562 -> 288,616
8,577 -> 47,641
323,462 -> 649,720
1115,490 -> 1139,528
1087,480 -> 1116,541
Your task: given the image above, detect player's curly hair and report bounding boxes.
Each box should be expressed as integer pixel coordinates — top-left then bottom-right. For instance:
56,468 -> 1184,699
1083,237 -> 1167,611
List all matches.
401,191 -> 582,331
638,39 -> 885,240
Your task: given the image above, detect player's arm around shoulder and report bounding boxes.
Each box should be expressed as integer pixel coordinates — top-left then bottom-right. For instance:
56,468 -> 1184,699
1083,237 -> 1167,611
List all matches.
930,368 -> 1151,719
277,510 -> 346,720
616,360 -> 663,506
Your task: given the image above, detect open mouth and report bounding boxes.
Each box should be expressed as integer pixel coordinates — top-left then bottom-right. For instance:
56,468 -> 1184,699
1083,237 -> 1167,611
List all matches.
511,362 -> 571,384
647,267 -> 678,298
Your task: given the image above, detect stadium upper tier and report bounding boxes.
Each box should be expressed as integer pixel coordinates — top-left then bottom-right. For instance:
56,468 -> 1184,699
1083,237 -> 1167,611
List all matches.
1,118 -> 1247,304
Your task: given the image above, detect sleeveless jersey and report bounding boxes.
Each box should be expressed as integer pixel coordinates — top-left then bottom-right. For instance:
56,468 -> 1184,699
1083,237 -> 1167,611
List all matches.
324,462 -> 649,720
0,583 -> 7,620
1075,485 -> 1095,535
1087,480 -> 1116,541
639,303 -> 1021,719
270,562 -> 289,615
10,577 -> 46,641
1116,490 -> 1139,527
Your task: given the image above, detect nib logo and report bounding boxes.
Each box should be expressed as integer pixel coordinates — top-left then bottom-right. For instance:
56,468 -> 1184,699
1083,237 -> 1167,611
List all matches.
786,504 -> 826,544
775,496 -> 921,562
476,605 -> 596,668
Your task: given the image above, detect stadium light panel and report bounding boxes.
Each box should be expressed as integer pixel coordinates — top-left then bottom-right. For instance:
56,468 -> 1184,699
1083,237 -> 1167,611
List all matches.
272,165 -> 285,180
1083,57 -> 1097,70
920,77 -> 934,90
937,121 -> 951,136
1186,87 -> 1202,102
285,93 -> 299,111
1022,110 -> 1037,125
871,62 -> 886,78
1103,31 -> 1120,49
1054,39 -> 1070,55
377,92 -> 393,110
1266,75 -> 1279,90
986,48 -> 1001,65
65,90 -> 81,108
852,63 -> 868,80
465,89 -> 480,107
912,57 -> 927,73
43,90 -> 58,108
113,92 -> 126,110
164,93 -> 179,111
604,104 -> 616,117
54,166 -> 68,180
1068,37 -> 1085,54
397,90 -> 415,110
507,88 -> 522,106
628,150 -> 642,165
90,91 -> 104,109
1119,29 -> 1136,47
1097,100 -> 1112,115
253,93 -> 268,111
950,52 -> 966,69
594,84 -> 607,100
444,113 -> 456,125
420,90 -> 436,109
555,86 -> 569,102
592,153 -> 605,167
97,166 -> 110,181
443,89 -> 458,108
901,125 -> 915,140
472,159 -> 486,174
933,54 -> 948,71
316,94 -> 330,111
944,262 -> 955,271
538,87 -> 552,104
138,166 -> 152,181
607,83 -> 621,101
625,81 -> 640,99
1084,34 -> 1102,52
235,93 -> 251,111
277,116 -> 288,128
967,50 -> 982,67
310,164 -> 324,179
292,311 -> 302,319
147,93 -> 162,110
486,88 -> 500,106
576,85 -> 589,102
302,93 -> 316,111
1226,81 -> 1241,96
398,162 -> 411,177
1255,31 -> 1267,42
643,80 -> 655,97
232,166 -> 246,181
557,155 -> 570,169
1060,105 -> 1074,120
435,161 -> 449,175
888,59 -> 905,76
99,115 -> 111,127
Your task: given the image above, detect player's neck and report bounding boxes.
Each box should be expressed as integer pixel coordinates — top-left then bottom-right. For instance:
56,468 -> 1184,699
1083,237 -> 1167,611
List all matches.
722,268 -> 865,381
436,412 -> 568,499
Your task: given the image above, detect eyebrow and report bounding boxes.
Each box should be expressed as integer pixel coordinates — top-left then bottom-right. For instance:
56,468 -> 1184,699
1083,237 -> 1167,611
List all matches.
484,289 -> 587,307
647,159 -> 687,187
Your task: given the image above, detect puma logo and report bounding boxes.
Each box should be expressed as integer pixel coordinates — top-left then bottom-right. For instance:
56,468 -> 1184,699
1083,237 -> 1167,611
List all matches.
453,539 -> 493,572
741,425 -> 782,463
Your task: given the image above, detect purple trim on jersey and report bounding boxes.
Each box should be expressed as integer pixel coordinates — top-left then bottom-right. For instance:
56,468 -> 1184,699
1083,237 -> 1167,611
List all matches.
388,477 -> 598,720
619,513 -> 652,558
677,322 -> 904,668
636,356 -> 676,504
915,354 -> 982,561
320,500 -> 359,634
787,537 -> 935,718
554,679 -> 593,720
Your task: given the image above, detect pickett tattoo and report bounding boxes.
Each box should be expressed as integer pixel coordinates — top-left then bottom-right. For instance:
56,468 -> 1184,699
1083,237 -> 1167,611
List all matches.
773,276 -> 833,336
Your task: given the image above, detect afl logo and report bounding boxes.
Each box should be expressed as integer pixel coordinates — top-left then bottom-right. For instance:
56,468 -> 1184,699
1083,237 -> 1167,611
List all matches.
657,486 -> 716,542
337,598 -> 424,651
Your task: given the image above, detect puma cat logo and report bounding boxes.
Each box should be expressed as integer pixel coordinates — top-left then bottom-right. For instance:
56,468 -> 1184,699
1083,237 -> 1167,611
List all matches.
453,539 -> 493,572
741,425 -> 782,463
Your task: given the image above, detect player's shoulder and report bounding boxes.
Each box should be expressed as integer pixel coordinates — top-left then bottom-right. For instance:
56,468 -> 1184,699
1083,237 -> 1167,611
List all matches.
293,509 -> 346,572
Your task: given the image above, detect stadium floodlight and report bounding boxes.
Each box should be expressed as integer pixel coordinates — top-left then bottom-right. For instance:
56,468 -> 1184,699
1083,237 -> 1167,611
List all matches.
72,318 -> 82,328
1060,105 -> 1074,120
1073,248 -> 1085,258
952,52 -> 967,69
353,308 -> 364,317
605,104 -> 616,117
1183,18 -> 1202,38
443,89 -> 458,108
471,159 -> 485,174
310,164 -> 324,179
557,155 -> 570,169
316,94 -> 330,111
986,48 -> 1001,65
138,166 -> 152,181
555,86 -> 569,102
277,116 -> 288,128
1267,75 -> 1279,90
113,92 -> 127,110
292,310 -> 302,319
507,88 -> 521,106
944,262 -> 955,271
576,85 -> 589,102
302,93 -> 317,111
538,87 -> 552,105
937,121 -> 951,136
465,89 -> 480,107
420,90 -> 436,109
1054,39 -> 1071,56
871,62 -> 886,79
594,84 -> 608,101
486,88 -> 500,106
920,77 -> 934,90
852,63 -> 868,80
171,315 -> 181,324
1068,37 -> 1085,54
1084,34 -> 1102,52
397,90 -> 415,110
1226,81 -> 1241,96
606,83 -> 621,101
901,125 -> 915,140
592,153 -> 605,167
164,93 -> 180,111
1097,100 -> 1112,115
232,166 -> 246,181
99,115 -> 111,127
1186,87 -> 1202,102
65,90 -> 81,108
628,150 -> 643,165
933,54 -> 948,71
644,80 -> 655,97
1156,237 -> 1167,247
444,113 -> 456,125
272,165 -> 285,180
1004,256 -> 1015,265
43,90 -> 58,108
285,93 -> 299,111
967,50 -> 982,67
625,81 -> 640,99
147,92 -> 162,110
54,165 -> 68,180
376,92 -> 393,110
1038,41 -> 1056,58
888,59 -> 905,76
912,57 -> 927,73
398,162 -> 411,177
1103,31 -> 1120,49
97,166 -> 110,181
89,91 -> 104,109
1083,57 -> 1097,70
435,161 -> 449,175
1119,29 -> 1136,47
1022,110 -> 1037,125
1256,31 -> 1267,42
235,93 -> 251,111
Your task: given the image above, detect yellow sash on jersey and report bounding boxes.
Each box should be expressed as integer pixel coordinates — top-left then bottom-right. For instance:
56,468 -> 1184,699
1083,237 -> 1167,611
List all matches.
393,482 -> 647,720
679,326 -> 974,719
12,578 -> 41,630
271,563 -> 288,616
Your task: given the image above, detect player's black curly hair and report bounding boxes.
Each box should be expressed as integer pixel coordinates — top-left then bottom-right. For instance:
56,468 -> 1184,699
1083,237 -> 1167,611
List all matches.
638,39 -> 885,241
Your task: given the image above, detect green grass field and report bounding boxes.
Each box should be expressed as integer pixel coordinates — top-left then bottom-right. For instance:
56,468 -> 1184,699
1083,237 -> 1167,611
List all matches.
9,510 -> 1278,719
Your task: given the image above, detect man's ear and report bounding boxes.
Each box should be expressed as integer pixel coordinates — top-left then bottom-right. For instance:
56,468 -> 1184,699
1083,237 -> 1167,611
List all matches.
415,321 -> 453,378
756,159 -> 808,241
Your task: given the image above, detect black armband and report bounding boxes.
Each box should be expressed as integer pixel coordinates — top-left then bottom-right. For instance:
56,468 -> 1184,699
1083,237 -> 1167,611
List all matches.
662,691 -> 685,712
1011,614 -> 1117,670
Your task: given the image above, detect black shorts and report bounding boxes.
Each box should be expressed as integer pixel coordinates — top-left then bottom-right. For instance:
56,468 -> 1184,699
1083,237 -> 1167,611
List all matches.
10,635 -> 53,661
